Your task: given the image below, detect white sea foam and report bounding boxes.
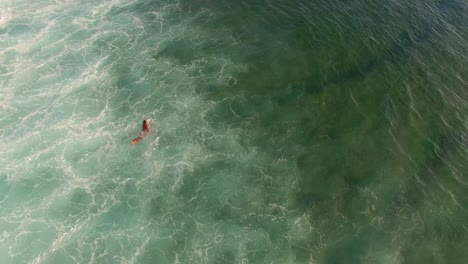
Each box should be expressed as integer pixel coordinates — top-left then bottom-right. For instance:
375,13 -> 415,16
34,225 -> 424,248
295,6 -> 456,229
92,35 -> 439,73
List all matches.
0,0 -> 246,262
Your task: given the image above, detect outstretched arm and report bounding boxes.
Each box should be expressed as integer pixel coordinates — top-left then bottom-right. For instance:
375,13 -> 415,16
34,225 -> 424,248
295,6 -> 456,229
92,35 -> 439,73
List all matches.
131,135 -> 143,145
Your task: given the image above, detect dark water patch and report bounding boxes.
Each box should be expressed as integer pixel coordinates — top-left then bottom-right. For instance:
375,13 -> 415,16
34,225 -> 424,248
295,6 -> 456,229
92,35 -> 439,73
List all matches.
395,131 -> 457,210
290,76 -> 398,204
401,224 -> 468,264
7,24 -> 33,36
106,0 -> 172,17
115,0 -> 468,262
154,38 -> 200,65
153,30 -> 239,69
48,188 -> 92,222
323,229 -> 372,264
214,250 -> 236,264
170,0 -> 466,111
136,238 -> 178,264
246,249 -> 268,263
0,175 -> 9,202
281,0 -> 464,100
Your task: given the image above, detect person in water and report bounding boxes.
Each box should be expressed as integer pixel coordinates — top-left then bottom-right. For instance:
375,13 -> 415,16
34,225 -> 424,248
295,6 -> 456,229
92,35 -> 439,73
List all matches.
131,119 -> 150,144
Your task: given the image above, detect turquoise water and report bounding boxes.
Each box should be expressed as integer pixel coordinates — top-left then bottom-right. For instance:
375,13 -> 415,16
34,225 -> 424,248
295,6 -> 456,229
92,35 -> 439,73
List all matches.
1,0 -> 468,263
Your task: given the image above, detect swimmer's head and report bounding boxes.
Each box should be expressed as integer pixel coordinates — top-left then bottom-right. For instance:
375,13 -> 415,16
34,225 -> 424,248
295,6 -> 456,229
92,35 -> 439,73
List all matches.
142,119 -> 150,130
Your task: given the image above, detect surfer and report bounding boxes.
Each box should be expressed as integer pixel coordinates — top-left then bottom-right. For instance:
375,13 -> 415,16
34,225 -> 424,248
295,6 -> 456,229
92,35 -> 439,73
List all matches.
131,119 -> 150,145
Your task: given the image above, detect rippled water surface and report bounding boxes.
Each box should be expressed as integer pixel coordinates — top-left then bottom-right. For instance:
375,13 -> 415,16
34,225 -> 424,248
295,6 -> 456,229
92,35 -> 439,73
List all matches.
1,0 -> 468,263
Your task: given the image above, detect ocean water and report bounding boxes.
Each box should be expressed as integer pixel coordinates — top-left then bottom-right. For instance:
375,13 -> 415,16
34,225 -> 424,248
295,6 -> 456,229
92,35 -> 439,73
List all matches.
1,0 -> 467,263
